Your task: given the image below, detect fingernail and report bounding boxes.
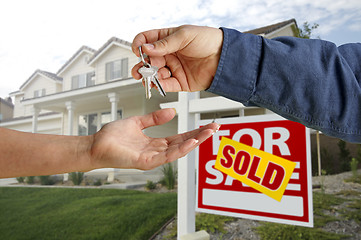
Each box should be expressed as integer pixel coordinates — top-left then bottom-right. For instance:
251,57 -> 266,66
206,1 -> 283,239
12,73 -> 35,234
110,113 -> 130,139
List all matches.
172,108 -> 177,114
214,124 -> 221,133
194,139 -> 199,144
143,43 -> 155,50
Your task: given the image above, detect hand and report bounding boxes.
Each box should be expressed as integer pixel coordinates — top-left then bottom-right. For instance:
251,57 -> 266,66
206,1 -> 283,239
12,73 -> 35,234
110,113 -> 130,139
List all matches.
89,108 -> 219,170
131,25 -> 223,92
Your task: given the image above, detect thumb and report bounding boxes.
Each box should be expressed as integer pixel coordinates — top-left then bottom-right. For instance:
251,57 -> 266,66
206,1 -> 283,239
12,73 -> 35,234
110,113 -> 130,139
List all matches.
142,31 -> 188,57
138,108 -> 176,129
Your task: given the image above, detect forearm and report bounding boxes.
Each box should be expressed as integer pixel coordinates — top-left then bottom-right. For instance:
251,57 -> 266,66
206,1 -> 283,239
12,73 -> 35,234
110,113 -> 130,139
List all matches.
0,128 -> 94,178
208,27 -> 361,143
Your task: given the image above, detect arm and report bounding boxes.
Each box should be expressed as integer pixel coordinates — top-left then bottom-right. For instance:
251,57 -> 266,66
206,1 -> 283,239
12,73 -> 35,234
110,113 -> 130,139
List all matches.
0,109 -> 219,178
131,25 -> 361,143
209,28 -> 361,143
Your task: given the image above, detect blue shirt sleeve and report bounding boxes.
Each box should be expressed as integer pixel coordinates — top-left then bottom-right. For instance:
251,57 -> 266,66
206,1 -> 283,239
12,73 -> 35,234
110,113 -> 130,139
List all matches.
207,27 -> 361,143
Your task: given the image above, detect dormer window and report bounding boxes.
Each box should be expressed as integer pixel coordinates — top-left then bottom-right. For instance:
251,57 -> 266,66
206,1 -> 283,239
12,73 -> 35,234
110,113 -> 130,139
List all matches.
34,89 -> 46,98
105,58 -> 128,81
71,72 -> 95,89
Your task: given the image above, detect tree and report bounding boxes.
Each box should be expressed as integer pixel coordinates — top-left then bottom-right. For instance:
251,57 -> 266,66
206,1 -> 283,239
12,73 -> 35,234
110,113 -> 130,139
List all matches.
293,21 -> 319,39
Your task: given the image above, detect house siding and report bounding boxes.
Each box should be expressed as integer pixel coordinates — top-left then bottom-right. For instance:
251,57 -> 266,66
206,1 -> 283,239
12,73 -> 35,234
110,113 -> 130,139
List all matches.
94,45 -> 138,84
61,52 -> 95,91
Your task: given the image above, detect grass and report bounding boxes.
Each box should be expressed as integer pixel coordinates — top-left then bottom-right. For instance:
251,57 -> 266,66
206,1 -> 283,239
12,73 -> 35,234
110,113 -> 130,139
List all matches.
0,187 -> 176,240
255,192 -> 352,240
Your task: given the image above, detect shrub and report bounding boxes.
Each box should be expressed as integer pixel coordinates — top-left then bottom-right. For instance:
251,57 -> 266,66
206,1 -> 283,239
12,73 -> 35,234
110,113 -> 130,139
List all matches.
145,180 -> 156,190
350,158 -> 359,178
160,163 -> 177,190
39,175 -> 55,185
338,140 -> 351,172
196,213 -> 234,234
69,172 -> 84,185
16,177 -> 25,183
25,176 -> 35,184
93,179 -> 102,186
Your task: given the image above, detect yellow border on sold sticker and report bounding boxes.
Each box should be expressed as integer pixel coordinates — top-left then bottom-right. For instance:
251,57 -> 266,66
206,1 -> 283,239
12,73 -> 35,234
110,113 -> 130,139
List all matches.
215,137 -> 296,202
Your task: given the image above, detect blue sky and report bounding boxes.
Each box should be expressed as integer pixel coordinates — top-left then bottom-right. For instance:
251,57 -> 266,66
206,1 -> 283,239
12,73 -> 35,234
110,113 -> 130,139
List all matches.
0,0 -> 360,98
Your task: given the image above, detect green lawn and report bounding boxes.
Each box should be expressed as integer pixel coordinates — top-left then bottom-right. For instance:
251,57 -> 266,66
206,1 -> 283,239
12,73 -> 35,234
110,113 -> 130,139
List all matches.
0,187 -> 177,240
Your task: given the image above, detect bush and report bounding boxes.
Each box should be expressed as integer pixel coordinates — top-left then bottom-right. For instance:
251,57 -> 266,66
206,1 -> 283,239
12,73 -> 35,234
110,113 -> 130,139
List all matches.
16,177 -> 25,183
69,172 -> 84,185
338,140 -> 351,172
196,213 -> 234,234
39,175 -> 55,185
145,180 -> 157,190
93,179 -> 102,186
160,163 -> 177,190
350,158 -> 359,178
25,176 -> 35,184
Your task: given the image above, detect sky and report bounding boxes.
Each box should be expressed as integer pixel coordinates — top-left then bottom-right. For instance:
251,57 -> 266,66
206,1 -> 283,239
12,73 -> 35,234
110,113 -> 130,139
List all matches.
0,0 -> 360,98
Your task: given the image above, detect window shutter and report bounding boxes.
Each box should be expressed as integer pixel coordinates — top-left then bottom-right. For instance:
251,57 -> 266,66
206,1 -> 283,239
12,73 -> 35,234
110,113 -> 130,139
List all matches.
41,89 -> 46,96
72,76 -> 79,89
106,62 -> 112,81
121,58 -> 128,78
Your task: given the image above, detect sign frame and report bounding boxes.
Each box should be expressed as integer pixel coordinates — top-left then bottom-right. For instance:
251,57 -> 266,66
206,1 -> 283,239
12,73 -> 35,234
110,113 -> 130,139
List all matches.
196,114 -> 313,227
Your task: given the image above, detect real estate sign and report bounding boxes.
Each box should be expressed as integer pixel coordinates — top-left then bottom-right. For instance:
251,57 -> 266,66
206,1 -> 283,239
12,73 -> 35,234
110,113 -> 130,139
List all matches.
196,115 -> 313,227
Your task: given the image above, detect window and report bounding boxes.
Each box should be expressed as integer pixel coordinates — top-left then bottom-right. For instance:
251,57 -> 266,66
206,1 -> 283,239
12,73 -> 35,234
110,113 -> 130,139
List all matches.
105,58 -> 128,81
101,110 -> 122,127
71,72 -> 95,89
78,110 -> 122,136
78,113 -> 98,136
34,89 -> 46,98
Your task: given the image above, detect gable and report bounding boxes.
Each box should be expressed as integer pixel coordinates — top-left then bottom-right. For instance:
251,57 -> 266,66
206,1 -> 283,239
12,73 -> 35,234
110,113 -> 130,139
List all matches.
88,37 -> 132,66
57,46 -> 96,76
21,72 -> 61,99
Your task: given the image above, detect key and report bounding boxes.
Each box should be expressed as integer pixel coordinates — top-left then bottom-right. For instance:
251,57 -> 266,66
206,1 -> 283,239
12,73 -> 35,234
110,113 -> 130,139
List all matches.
138,46 -> 166,99
152,74 -> 166,97
138,65 -> 158,99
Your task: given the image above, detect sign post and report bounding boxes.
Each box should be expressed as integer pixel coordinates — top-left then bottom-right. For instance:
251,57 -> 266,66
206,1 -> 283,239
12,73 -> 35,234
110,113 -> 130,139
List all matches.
196,115 -> 313,227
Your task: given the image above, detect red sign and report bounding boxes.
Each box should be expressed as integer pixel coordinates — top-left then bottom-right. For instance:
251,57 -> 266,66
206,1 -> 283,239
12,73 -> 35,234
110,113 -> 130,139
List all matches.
196,115 -> 313,227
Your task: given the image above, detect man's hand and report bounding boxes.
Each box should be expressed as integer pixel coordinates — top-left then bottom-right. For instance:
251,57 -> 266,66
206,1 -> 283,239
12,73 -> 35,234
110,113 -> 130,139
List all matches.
131,25 -> 223,93
90,108 -> 219,170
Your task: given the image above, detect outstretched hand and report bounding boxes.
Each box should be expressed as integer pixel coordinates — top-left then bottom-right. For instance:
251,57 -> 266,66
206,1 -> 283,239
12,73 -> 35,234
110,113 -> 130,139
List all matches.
90,108 -> 219,170
131,25 -> 223,93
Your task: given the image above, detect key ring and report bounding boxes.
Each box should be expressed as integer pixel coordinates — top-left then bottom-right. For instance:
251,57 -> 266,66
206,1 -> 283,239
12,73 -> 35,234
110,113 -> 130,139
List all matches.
139,46 -> 151,68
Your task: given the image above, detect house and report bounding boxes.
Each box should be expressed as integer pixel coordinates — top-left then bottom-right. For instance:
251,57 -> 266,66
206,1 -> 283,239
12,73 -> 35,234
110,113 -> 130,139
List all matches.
6,18 -> 335,182
0,97 -> 14,122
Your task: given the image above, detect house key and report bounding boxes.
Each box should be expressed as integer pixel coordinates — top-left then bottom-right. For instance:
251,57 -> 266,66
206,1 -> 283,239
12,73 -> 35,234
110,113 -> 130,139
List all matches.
138,46 -> 166,99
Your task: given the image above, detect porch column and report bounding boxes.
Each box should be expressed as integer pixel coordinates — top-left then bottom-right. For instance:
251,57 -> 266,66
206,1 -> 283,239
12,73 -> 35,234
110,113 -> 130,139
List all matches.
65,101 -> 75,136
64,101 -> 75,182
31,107 -> 40,133
108,92 -> 119,121
107,93 -> 119,182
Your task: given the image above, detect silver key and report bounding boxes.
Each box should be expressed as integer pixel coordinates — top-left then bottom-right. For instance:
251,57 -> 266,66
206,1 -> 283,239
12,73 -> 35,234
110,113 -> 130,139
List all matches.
152,74 -> 166,97
138,65 -> 158,99
138,46 -> 166,99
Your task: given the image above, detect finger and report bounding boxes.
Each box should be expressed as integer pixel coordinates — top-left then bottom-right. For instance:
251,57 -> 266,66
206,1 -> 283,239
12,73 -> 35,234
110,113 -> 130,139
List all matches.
132,28 -> 175,56
164,127 -> 215,162
137,108 -> 176,130
142,29 -> 186,57
157,67 -> 172,80
167,123 -> 220,144
131,61 -> 144,80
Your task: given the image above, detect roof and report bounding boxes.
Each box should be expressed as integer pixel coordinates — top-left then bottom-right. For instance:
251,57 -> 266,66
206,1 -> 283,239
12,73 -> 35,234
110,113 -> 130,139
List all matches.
20,69 -> 63,90
56,45 -> 96,75
88,37 -> 132,65
245,18 -> 297,35
0,97 -> 14,108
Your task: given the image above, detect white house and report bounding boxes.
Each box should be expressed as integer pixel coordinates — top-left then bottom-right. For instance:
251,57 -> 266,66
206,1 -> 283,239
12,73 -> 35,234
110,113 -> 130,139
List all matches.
1,19 -> 302,182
